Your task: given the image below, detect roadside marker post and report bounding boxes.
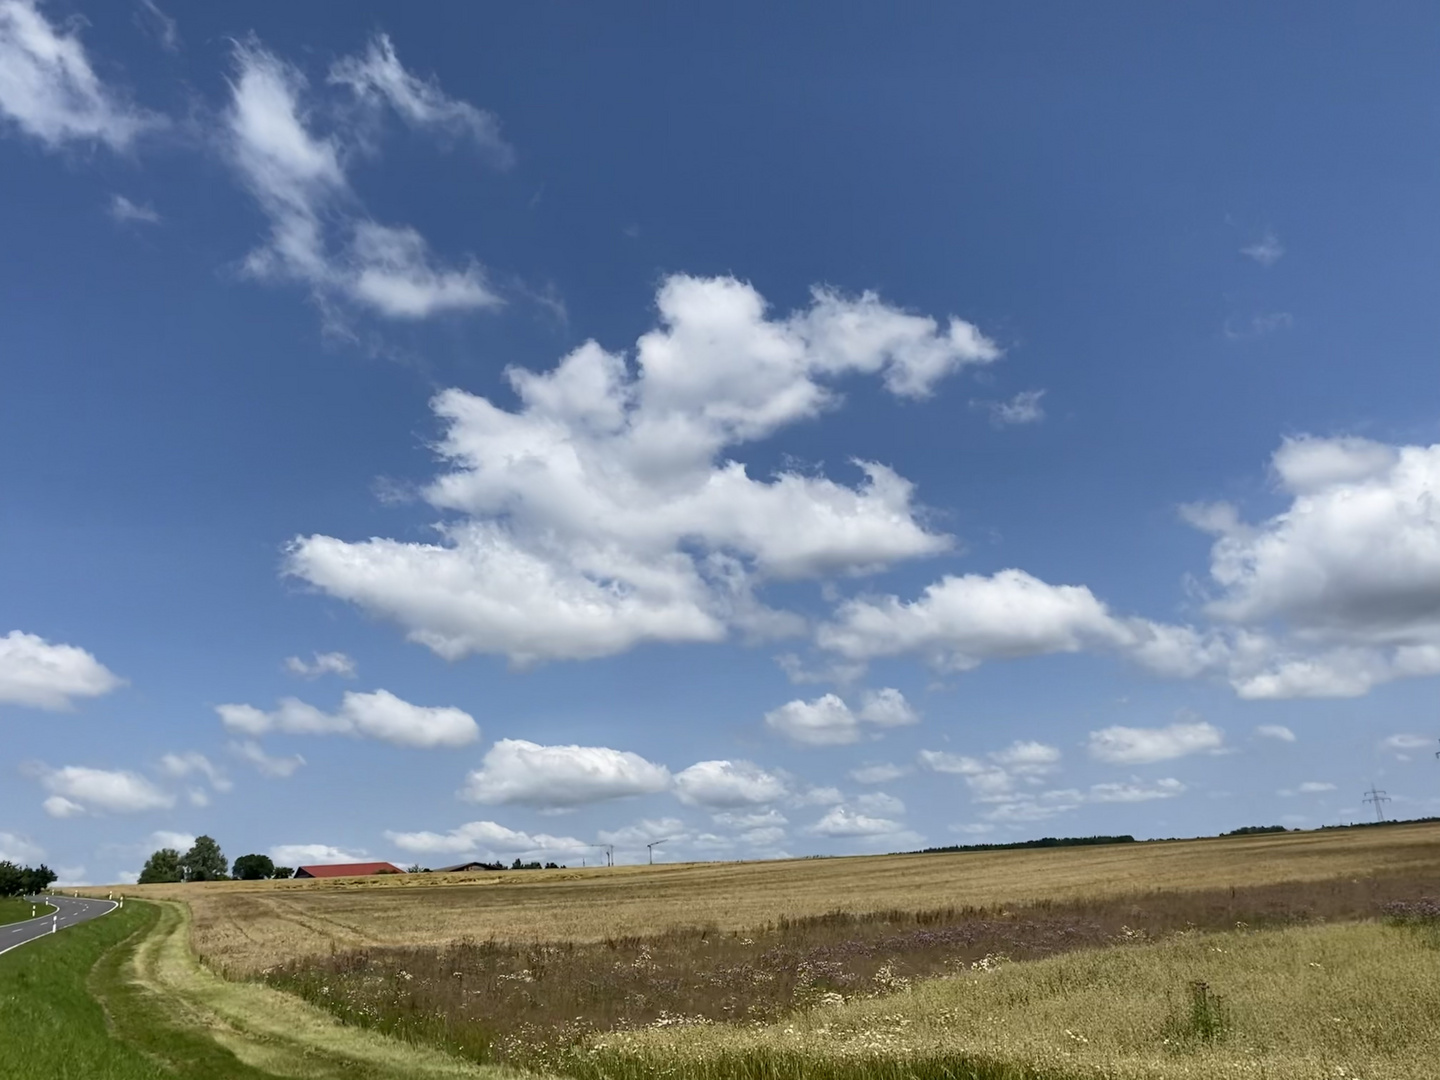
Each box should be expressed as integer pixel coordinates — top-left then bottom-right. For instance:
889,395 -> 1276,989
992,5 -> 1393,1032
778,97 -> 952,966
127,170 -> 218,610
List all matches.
51,914 -> 57,935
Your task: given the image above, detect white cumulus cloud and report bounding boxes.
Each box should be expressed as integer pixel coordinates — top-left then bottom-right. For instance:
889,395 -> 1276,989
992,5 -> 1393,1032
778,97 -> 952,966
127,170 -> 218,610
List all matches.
765,688 -> 916,746
1087,721 -> 1225,765
384,820 -> 588,859
817,570 -> 1221,681
0,630 -> 124,710
1255,724 -> 1297,742
805,805 -> 906,838
673,760 -> 788,807
217,689 -> 478,749
462,739 -> 671,808
33,764 -> 174,815
1186,438 -> 1440,699
268,843 -> 367,866
286,275 -> 996,665
0,831 -> 43,863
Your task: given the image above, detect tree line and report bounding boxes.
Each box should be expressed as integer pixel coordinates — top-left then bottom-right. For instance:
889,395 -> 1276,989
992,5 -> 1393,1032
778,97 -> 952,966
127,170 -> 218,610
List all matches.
138,836 -> 294,883
0,861 -> 58,897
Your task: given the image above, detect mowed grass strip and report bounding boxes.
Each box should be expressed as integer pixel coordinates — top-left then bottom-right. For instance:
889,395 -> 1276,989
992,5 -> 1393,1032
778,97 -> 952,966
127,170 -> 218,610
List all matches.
96,821 -> 1440,975
0,899 -> 513,1080
0,895 -> 54,925
0,899 -> 250,1080
110,900 -> 512,1080
571,920 -> 1440,1080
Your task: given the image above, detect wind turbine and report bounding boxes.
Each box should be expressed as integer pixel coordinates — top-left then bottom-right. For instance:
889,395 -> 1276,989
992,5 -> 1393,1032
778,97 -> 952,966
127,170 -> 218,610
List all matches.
593,844 -> 614,867
646,838 -> 669,864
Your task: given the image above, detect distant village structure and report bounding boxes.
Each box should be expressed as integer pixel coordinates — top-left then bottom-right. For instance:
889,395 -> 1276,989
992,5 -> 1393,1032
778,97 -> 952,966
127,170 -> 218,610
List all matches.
293,861 -> 404,879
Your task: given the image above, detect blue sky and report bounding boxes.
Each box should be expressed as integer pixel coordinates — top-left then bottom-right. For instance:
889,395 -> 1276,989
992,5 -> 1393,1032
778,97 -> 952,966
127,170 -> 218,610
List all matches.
2,2 -> 1438,884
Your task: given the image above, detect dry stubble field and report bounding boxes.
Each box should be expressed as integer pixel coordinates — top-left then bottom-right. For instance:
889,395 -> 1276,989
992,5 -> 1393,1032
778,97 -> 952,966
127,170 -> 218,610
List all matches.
78,825 -> 1440,1080
93,823 -> 1440,974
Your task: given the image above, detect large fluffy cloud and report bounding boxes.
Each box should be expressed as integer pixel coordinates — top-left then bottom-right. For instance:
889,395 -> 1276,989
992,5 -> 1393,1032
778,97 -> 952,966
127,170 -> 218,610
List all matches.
461,739 -> 672,808
805,805 -> 910,840
764,688 -> 918,746
1184,437 -> 1440,698
817,570 -> 1221,678
226,38 -> 502,322
32,765 -> 174,816
0,0 -> 159,150
673,760 -> 788,807
217,689 -> 478,749
288,276 -> 997,665
0,630 -> 124,710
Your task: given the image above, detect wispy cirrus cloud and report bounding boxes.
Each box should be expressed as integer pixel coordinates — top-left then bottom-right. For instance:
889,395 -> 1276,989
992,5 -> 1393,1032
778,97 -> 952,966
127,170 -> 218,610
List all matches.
0,0 -> 162,150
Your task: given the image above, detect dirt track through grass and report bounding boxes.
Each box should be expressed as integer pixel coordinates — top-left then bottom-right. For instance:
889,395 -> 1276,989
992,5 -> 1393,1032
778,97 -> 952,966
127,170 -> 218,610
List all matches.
1,897 -> 515,1080
113,900 -> 510,1080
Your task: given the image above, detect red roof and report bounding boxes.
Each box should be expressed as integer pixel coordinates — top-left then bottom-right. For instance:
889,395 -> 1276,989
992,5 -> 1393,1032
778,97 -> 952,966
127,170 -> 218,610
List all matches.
295,862 -> 404,878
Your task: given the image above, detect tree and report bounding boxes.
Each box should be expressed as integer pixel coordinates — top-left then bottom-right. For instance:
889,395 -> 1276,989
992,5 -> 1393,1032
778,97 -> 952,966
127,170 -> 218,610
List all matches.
138,848 -> 183,884
231,854 -> 275,881
20,864 -> 56,894
180,836 -> 228,882
272,866 -> 294,879
0,861 -> 22,897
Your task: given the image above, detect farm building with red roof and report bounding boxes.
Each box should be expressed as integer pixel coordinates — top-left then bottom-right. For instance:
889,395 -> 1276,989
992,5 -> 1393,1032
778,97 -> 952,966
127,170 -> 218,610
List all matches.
293,861 -> 404,878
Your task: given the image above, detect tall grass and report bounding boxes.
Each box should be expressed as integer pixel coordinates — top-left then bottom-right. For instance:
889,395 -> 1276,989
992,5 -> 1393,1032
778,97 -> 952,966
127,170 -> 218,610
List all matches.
565,921 -> 1440,1080
264,875 -> 1437,1075
0,901 -> 182,1079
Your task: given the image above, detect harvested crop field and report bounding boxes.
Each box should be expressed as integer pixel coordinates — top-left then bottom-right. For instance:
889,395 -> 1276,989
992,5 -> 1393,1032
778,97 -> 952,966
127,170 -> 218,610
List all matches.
260,874 -> 1438,1070
94,822 -> 1440,975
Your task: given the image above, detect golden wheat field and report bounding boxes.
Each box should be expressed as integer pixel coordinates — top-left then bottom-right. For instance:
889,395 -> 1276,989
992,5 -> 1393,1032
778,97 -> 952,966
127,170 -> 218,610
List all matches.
84,823 -> 1440,975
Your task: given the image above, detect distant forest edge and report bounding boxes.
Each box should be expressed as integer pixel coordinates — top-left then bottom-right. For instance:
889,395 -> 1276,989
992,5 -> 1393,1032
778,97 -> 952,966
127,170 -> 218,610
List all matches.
903,816 -> 1440,857
906,834 -> 1136,856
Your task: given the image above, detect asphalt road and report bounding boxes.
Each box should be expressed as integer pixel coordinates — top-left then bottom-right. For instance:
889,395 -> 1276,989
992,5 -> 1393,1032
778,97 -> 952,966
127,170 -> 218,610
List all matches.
0,895 -> 119,957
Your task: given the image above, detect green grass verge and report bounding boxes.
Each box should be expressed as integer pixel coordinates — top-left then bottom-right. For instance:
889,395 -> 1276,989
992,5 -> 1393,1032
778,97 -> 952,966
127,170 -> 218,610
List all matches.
1,897 -> 514,1080
0,895 -> 55,925
0,898 -> 269,1077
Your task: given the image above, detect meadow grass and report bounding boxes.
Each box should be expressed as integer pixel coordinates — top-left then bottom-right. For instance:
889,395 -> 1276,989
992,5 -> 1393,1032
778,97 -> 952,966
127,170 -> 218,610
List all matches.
0,898 -> 515,1080
561,920 -> 1440,1080
0,895 -> 55,925
87,821 -> 1440,975
0,900 -> 191,1079
261,873 -> 1437,1074
111,899 -> 512,1080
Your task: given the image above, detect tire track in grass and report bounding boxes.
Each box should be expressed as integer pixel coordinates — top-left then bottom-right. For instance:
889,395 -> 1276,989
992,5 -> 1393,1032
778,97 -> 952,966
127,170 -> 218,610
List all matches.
109,899 -> 516,1080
